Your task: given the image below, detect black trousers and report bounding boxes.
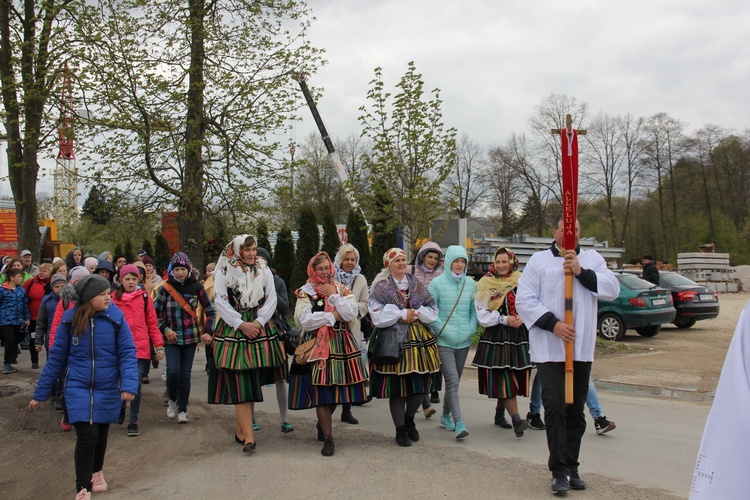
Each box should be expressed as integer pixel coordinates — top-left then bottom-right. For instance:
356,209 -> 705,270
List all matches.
1,324 -> 22,365
536,361 -> 592,478
73,423 -> 110,492
28,320 -> 38,364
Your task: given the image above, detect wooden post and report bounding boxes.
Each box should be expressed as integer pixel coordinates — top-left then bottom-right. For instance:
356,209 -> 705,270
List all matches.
552,114 -> 586,404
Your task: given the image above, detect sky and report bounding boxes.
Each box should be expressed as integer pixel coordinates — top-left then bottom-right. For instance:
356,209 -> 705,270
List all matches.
4,0 -> 749,203
294,0 -> 749,147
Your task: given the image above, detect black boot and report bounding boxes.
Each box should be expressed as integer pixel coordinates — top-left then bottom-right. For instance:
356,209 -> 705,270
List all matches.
404,416 -> 420,442
316,422 -> 324,442
341,404 -> 359,424
494,407 -> 512,429
395,425 -> 411,447
321,437 -> 335,456
512,413 -> 529,437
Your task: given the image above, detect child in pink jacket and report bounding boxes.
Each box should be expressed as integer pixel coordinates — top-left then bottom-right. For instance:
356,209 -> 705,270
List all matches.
110,264 -> 164,437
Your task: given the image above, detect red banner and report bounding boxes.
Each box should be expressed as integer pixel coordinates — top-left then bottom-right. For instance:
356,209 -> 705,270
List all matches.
560,129 -> 579,251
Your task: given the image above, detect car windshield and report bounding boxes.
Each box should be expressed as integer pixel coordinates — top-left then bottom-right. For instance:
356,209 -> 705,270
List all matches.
660,273 -> 699,287
619,274 -> 656,290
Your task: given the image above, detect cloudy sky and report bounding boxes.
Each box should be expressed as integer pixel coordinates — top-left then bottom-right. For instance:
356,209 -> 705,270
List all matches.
296,0 -> 749,147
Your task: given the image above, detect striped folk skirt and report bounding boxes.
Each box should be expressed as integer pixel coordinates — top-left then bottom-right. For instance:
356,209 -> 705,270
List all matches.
207,312 -> 287,405
368,322 -> 442,398
288,326 -> 367,410
471,323 -> 532,398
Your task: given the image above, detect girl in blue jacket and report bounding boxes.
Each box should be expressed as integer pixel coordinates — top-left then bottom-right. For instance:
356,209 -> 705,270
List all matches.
1,268 -> 30,374
29,275 -> 138,500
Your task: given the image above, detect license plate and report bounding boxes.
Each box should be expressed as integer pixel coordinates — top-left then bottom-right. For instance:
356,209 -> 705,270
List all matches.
699,294 -> 714,301
652,298 -> 666,306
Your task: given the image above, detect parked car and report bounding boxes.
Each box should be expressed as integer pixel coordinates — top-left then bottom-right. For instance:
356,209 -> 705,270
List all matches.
597,273 -> 676,341
658,271 -> 720,328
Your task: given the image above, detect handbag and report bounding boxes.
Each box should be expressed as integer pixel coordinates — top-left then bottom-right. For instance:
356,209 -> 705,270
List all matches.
370,325 -> 407,364
282,327 -> 301,357
435,279 -> 466,337
294,338 -> 316,365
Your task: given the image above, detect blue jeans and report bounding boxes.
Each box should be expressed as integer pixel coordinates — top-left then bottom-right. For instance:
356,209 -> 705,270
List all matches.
529,373 -> 601,418
128,359 -> 151,424
164,343 -> 197,413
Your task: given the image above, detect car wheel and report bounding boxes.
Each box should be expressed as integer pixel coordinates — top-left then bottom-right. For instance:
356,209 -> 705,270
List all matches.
674,318 -> 697,329
598,313 -> 626,341
635,325 -> 662,337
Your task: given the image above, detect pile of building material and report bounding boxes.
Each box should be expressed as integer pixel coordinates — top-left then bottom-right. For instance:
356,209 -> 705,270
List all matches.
678,252 -> 738,292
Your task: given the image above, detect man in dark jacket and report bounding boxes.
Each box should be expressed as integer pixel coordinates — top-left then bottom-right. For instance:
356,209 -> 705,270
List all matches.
641,255 -> 659,286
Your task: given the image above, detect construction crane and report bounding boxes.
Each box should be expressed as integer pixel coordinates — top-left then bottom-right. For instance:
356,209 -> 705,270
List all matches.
53,65 -> 77,226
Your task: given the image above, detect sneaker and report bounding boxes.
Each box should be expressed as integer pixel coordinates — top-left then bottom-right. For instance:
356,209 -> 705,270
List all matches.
252,419 -> 260,431
91,471 -> 108,493
281,422 -> 294,433
551,476 -> 570,495
321,437 -> 335,456
61,417 -> 72,432
454,421 -> 469,439
161,367 -> 166,381
569,471 -> 587,490
177,412 -> 188,424
32,363 -> 39,369
423,406 -> 436,419
127,423 -> 140,437
594,416 -> 616,435
162,389 -> 170,406
430,391 -> 440,404
2,364 -> 17,374
167,400 -> 178,419
439,413 -> 456,431
527,412 -> 546,430
75,488 -> 91,500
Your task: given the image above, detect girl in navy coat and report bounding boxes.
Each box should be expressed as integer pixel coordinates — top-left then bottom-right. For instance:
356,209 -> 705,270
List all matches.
29,275 -> 138,500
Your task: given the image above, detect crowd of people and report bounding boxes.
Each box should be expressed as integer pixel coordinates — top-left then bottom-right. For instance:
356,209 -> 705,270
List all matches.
4,217 -> 624,497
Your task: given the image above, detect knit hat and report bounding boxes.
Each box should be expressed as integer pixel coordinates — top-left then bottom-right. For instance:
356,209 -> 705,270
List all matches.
73,274 -> 111,303
68,266 -> 90,283
142,255 -> 155,266
119,264 -> 140,280
137,249 -> 147,257
257,247 -> 271,266
49,273 -> 67,288
170,252 -> 191,271
84,256 -> 98,269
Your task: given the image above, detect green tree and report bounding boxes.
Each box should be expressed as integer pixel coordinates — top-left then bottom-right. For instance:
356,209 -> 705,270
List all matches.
114,244 -> 124,260
358,62 -> 457,253
154,233 -> 171,271
123,240 -> 135,264
369,181 -> 398,278
142,239 -> 154,259
74,0 -> 324,274
81,184 -> 113,226
291,206 -> 319,292
321,203 -> 340,258
274,226 -> 295,299
0,1 -> 78,259
346,208 -> 371,280
257,219 -> 272,257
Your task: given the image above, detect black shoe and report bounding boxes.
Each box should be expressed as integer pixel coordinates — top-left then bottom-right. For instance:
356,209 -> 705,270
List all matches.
242,441 -> 256,453
316,422 -> 325,442
321,437 -> 335,456
141,377 -> 150,385
341,405 -> 359,425
31,363 -> 39,369
430,391 -> 440,404
127,423 -> 139,437
526,412 -> 545,430
395,425 -> 411,447
404,416 -> 420,442
552,476 -> 570,495
234,434 -> 243,445
494,408 -> 512,429
118,403 -> 127,425
594,415 -> 616,435
569,471 -> 586,490
512,415 -> 529,437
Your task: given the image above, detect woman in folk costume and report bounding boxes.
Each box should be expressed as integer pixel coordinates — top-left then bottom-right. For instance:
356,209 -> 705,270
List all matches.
289,252 -> 367,457
368,248 -> 441,447
208,235 -> 286,454
333,243 -> 371,424
472,246 -> 532,437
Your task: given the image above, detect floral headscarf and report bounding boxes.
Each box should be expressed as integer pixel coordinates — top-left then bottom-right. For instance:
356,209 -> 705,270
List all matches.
475,246 -> 522,311
306,251 -> 336,310
215,234 -> 267,309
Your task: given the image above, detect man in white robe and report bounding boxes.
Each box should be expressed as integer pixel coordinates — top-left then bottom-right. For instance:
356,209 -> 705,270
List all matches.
516,216 -> 619,494
690,299 -> 750,499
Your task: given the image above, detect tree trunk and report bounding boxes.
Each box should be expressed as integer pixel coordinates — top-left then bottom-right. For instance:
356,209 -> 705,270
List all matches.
180,0 -> 207,271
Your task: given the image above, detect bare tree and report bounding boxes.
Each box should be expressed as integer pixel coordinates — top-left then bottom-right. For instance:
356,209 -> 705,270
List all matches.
443,134 -> 489,218
486,140 -> 524,235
